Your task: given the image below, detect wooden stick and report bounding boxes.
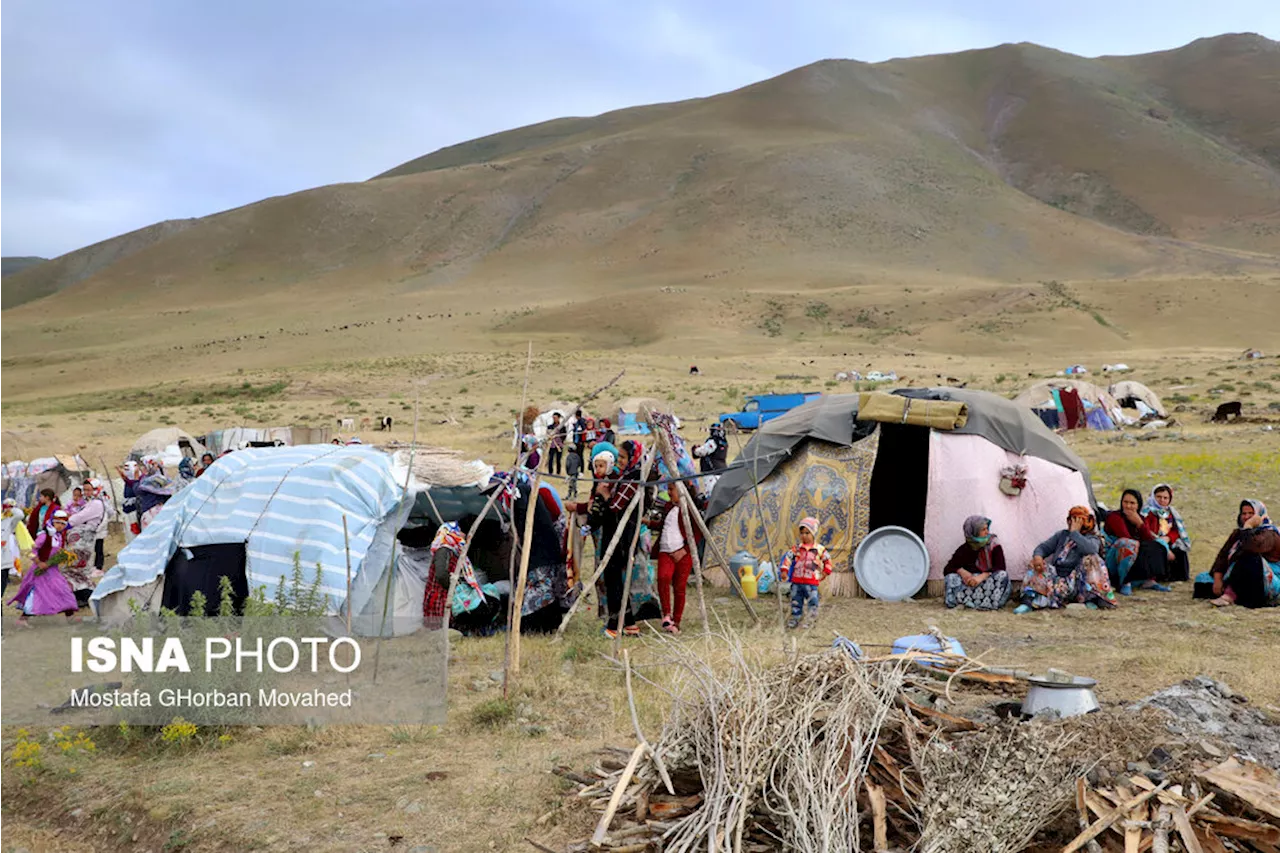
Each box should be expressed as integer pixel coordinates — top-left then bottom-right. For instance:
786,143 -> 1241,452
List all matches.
642,415 -> 709,629
624,650 -> 675,796
613,450 -> 655,655
1077,778 -> 1106,853
730,431 -> 787,631
1172,805 -> 1205,853
554,476 -> 648,638
1064,783 -> 1169,853
1151,805 -> 1172,853
524,837 -> 558,853
867,779 -> 889,852
342,515 -> 353,636
590,743 -> 647,847
683,493 -> 759,622
576,369 -> 625,410
508,474 -> 542,682
516,341 -> 533,465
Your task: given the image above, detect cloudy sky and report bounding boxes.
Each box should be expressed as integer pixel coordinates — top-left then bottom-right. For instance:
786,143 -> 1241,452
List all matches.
3,0 -> 1276,258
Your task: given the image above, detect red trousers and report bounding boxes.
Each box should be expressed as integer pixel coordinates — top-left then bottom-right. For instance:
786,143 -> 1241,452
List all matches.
657,551 -> 693,626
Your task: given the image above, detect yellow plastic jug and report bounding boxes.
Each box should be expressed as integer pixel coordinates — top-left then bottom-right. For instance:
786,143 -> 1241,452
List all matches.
738,563 -> 759,599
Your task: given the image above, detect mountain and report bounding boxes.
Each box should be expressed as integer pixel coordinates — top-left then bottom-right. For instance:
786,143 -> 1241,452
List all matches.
3,33 -> 1277,385
2,256 -> 47,277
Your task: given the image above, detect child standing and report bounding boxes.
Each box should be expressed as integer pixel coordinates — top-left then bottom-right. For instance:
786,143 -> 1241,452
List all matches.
780,517 -> 832,629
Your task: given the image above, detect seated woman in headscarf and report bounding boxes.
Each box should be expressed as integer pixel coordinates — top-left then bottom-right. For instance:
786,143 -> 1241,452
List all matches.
1207,500 -> 1280,609
1103,489 -> 1170,595
421,517 -> 506,636
942,516 -> 1011,610
1140,483 -> 1191,583
1016,507 -> 1114,613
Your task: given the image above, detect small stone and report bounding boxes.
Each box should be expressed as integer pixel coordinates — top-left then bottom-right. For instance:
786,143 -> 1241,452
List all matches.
521,724 -> 547,737
302,760 -> 315,768
314,789 -> 323,798
367,753 -> 387,760
68,808 -> 84,818
1147,746 -> 1172,767
488,671 -> 504,683
1146,769 -> 1168,785
1127,761 -> 1152,774
404,800 -> 424,814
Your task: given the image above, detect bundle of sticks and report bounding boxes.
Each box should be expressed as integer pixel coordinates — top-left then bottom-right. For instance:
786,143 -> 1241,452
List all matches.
540,633 -> 1140,853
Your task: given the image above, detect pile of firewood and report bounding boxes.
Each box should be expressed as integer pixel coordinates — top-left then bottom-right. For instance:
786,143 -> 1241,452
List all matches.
1067,757 -> 1280,853
535,635 -> 1116,850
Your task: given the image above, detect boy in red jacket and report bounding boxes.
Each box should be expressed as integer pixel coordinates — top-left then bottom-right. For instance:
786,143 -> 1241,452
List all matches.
780,517 -> 832,629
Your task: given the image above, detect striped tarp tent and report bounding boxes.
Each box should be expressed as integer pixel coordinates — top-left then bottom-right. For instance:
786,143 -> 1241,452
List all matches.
91,445 -> 418,634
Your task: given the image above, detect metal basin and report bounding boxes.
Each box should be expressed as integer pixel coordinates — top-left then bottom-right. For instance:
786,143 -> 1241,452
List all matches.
1021,674 -> 1100,718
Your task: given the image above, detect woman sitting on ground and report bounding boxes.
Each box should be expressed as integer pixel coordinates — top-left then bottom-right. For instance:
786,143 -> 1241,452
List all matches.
1103,489 -> 1170,594
1207,500 -> 1280,609
1017,506 -> 1114,613
421,516 -> 507,635
1141,483 -> 1191,583
942,516 -> 1011,610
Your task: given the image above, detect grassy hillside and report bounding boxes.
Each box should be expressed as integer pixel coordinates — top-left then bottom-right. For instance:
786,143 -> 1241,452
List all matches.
2,34 -> 1277,384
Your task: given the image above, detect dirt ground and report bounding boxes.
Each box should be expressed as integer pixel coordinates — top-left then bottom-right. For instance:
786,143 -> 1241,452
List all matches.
3,346 -> 1280,852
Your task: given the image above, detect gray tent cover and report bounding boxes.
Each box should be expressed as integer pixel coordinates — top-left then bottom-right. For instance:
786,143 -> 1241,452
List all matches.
707,388 -> 1095,520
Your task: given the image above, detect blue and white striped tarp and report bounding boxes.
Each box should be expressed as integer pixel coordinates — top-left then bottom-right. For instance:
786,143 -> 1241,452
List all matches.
91,445 -> 410,614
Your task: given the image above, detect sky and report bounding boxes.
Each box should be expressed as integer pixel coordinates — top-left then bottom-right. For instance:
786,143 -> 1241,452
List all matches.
2,0 -> 1277,258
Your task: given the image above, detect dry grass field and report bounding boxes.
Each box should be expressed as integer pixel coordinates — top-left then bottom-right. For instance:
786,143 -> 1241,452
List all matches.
2,30 -> 1279,853
3,343 -> 1280,853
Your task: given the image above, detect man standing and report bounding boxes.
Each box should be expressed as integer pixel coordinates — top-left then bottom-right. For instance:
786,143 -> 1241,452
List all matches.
546,412 -> 566,476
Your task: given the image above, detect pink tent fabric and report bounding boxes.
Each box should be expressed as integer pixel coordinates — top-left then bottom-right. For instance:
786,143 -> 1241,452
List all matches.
923,432 -> 1091,581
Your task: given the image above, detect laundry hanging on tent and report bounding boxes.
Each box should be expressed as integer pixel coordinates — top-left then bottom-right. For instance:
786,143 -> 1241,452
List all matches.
1057,388 -> 1086,430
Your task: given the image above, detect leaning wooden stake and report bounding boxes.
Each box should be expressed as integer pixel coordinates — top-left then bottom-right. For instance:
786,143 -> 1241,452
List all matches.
554,481 -> 648,638
342,515 -> 353,636
612,449 -> 656,656
591,742 -> 648,847
646,412 -> 758,623
507,474 -> 542,681
732,429 -> 786,632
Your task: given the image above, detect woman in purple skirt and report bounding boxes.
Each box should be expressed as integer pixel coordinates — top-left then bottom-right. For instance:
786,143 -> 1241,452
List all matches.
9,509 -> 81,627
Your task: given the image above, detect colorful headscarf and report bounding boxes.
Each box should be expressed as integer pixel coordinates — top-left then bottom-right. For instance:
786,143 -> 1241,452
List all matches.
1241,499 -> 1275,531
1067,506 -> 1097,535
1142,483 -> 1190,550
619,440 -> 643,472
430,522 -> 485,615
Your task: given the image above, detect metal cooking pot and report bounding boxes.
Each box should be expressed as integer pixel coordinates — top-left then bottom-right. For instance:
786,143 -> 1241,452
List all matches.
1021,674 -> 1100,718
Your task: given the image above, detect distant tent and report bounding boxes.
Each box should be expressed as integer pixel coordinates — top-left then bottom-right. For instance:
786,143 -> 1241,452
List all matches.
706,389 -> 1094,597
613,397 -> 666,435
1108,380 -> 1167,419
2,455 -> 94,508
129,427 -> 208,467
1014,379 -> 1129,431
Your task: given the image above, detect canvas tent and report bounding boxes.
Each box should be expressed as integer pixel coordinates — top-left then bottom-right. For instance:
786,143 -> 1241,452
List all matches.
92,445 -> 424,636
2,455 -> 94,508
613,397 -> 666,435
1014,379 -> 1130,431
706,389 -> 1094,597
1108,380 -> 1167,419
130,427 -> 208,467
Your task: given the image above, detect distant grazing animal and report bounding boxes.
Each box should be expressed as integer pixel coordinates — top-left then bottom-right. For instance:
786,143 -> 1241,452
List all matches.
339,417 -> 355,430
379,416 -> 393,431
360,417 -> 372,430
1212,401 -> 1243,423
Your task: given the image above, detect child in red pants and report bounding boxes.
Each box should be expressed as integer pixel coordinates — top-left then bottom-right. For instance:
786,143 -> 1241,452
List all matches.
656,500 -> 693,634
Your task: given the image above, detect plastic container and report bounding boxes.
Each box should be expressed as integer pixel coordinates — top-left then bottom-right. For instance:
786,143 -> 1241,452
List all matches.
729,550 -> 758,578
756,561 -> 775,595
738,564 -> 758,599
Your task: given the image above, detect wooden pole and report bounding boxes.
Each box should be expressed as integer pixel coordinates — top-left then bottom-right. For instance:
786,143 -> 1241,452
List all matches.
554,473 -> 649,638
642,415 -> 712,628
730,430 -> 786,632
612,448 -> 656,656
342,515 -> 353,636
502,502 -> 518,699
508,475 -> 542,680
